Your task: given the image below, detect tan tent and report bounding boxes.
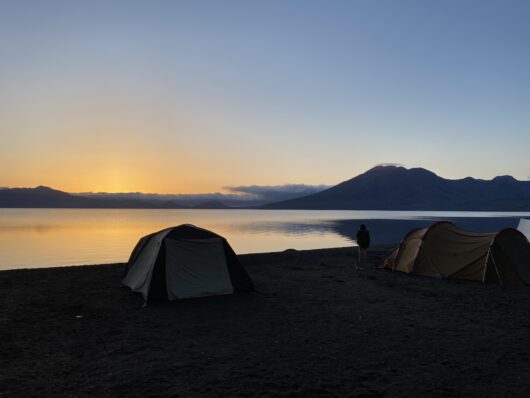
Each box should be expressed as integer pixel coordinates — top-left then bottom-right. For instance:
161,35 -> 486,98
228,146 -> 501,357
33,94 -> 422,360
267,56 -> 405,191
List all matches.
381,221 -> 530,287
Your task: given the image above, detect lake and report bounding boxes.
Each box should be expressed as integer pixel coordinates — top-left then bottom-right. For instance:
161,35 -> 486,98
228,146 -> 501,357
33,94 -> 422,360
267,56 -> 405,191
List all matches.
0,209 -> 528,270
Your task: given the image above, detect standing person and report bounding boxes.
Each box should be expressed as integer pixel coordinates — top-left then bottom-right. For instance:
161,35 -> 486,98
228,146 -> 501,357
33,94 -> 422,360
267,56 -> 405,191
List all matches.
356,224 -> 370,266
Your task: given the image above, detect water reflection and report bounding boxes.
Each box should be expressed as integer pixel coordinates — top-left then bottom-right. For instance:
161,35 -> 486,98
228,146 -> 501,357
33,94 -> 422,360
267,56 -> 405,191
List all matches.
0,209 -> 527,269
224,220 -> 335,235
222,216 -> 521,245
328,217 -> 521,245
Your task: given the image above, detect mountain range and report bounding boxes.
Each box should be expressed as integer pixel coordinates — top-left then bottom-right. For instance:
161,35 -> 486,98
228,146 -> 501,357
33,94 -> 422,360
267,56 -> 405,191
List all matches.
1,166 -> 529,210
0,186 -> 228,209
262,166 -> 530,210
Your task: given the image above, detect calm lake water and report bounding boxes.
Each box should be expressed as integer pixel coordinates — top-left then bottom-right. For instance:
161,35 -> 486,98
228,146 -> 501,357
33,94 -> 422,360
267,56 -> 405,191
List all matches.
1,209 -> 529,270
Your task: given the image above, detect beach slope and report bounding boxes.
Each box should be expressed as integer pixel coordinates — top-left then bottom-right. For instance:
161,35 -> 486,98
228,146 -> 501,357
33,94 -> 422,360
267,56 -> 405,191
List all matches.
1,247 -> 530,397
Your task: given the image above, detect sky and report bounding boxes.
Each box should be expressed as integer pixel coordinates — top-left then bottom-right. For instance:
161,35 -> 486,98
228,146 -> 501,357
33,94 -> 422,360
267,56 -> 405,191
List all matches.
1,0 -> 529,194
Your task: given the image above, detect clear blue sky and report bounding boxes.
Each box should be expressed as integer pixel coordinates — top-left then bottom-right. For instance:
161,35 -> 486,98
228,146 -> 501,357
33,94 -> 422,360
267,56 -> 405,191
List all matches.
1,0 -> 529,193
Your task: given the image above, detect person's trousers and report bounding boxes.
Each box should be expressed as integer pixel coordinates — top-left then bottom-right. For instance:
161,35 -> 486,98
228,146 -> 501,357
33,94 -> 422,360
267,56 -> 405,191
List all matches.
358,247 -> 367,264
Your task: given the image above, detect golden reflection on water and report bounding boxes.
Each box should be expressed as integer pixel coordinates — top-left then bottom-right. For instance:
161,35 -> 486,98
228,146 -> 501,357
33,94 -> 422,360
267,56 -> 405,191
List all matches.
2,209 -> 527,269
0,209 -> 350,269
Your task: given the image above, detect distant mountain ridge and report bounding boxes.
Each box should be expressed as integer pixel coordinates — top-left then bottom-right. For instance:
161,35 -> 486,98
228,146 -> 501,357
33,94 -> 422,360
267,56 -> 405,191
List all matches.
262,166 -> 530,211
0,186 -> 260,209
0,186 -> 162,208
192,200 -> 230,209
2,166 -> 529,210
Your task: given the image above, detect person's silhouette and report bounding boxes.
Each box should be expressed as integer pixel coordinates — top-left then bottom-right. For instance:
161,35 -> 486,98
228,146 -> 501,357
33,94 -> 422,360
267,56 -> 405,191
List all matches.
356,224 -> 371,266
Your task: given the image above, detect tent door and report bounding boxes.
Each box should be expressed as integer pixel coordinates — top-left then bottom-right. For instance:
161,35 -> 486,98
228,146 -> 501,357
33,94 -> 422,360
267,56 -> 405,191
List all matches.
164,238 -> 234,299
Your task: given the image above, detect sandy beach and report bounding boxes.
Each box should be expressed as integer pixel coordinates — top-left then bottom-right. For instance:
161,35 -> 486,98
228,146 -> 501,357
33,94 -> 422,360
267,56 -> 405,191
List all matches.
2,246 -> 530,397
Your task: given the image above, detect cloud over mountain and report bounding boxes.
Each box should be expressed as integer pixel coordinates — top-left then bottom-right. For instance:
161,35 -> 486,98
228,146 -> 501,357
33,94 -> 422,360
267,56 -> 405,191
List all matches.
224,184 -> 331,203
74,184 -> 331,207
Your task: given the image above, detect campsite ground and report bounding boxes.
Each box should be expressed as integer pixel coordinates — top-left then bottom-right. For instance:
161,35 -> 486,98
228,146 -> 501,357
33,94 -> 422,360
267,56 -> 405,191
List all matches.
2,246 -> 530,397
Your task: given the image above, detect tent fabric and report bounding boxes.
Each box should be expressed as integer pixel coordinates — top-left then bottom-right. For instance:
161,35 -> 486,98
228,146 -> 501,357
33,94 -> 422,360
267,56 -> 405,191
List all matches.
122,228 -> 173,299
165,238 -> 234,300
518,219 -> 530,241
486,229 -> 530,287
382,222 -> 530,287
392,227 -> 426,273
122,224 -> 253,302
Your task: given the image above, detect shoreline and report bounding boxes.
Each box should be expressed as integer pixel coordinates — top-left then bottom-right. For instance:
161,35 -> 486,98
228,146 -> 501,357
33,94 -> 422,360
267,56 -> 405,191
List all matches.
2,246 -> 530,396
0,245 -> 377,273
0,246 -> 362,273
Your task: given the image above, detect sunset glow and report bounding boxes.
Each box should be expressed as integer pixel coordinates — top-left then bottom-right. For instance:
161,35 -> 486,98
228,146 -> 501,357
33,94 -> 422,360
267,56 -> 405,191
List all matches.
1,1 -> 529,194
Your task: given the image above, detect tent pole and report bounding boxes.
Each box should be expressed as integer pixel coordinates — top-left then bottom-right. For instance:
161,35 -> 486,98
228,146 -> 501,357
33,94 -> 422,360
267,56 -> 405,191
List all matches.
482,246 -> 491,284
489,246 -> 503,287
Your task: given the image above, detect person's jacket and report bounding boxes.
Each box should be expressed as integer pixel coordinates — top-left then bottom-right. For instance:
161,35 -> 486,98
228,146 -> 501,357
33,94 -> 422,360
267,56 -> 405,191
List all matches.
356,230 -> 370,249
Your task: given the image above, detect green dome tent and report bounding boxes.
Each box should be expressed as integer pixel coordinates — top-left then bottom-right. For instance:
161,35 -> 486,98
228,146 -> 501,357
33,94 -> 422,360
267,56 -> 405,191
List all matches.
123,224 -> 253,302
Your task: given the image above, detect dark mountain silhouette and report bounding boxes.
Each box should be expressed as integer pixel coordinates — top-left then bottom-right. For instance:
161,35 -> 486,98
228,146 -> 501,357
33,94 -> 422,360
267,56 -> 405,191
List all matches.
156,200 -> 191,209
263,166 -> 530,210
2,166 -> 529,210
193,200 -> 230,209
0,186 -> 91,208
0,186 -> 235,209
0,186 -> 160,208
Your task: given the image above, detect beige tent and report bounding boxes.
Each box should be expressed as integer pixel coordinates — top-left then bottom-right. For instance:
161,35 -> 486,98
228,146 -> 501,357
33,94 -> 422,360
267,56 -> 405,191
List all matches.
381,221 -> 530,287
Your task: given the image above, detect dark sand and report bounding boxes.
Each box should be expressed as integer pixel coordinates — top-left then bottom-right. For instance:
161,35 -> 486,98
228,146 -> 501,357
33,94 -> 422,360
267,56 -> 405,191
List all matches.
2,246 -> 530,397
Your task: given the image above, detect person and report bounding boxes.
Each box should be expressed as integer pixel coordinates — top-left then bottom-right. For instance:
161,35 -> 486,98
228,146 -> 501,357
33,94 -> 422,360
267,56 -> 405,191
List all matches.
356,224 -> 370,266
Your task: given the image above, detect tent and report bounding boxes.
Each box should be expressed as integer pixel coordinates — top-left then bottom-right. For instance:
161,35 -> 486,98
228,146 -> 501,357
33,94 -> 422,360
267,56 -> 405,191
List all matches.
123,224 -> 254,302
381,221 -> 530,287
518,218 -> 530,241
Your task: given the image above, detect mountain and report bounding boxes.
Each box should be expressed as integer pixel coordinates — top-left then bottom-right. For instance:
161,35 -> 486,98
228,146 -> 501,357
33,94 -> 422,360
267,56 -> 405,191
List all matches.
0,186 -> 93,208
2,167 -> 530,210
0,187 -> 234,209
0,186 -> 160,208
193,200 -> 231,209
262,166 -> 530,210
